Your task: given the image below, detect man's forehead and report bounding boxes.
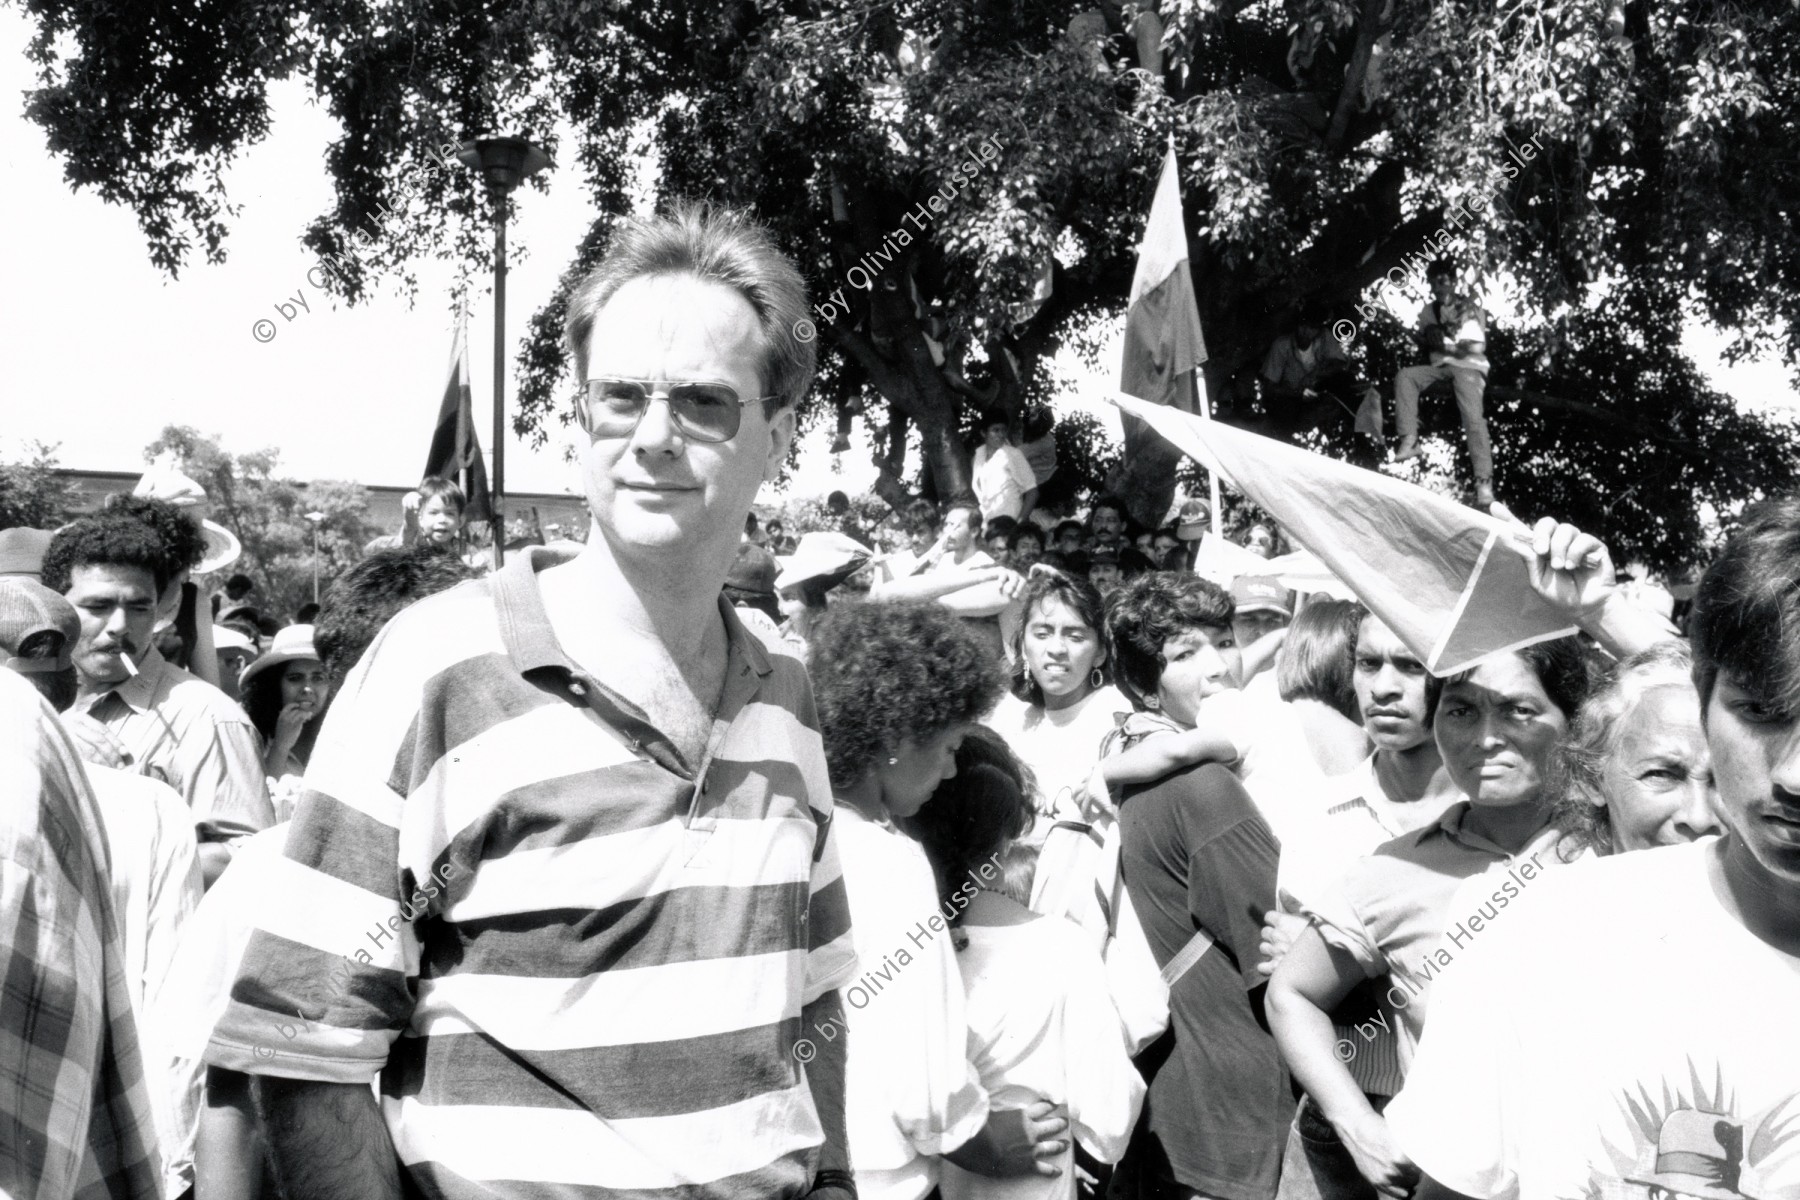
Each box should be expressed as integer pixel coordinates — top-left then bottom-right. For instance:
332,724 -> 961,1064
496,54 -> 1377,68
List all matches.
67,563 -> 157,597
582,274 -> 764,376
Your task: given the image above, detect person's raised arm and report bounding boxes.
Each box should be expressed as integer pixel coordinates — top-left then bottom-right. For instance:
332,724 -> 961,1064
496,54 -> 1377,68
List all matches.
1267,927 -> 1417,1199
253,1078 -> 403,1200
874,566 -> 1002,604
1513,514 -> 1678,659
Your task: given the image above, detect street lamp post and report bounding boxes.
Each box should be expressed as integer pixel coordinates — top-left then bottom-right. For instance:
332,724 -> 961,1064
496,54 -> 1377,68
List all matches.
304,511 -> 326,603
456,135 -> 552,568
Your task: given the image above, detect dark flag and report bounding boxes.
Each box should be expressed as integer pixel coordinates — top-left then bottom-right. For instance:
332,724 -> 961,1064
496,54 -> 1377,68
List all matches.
423,315 -> 492,523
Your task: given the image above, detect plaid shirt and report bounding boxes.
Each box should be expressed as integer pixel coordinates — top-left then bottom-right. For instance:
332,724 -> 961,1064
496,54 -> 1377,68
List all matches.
0,672 -> 163,1200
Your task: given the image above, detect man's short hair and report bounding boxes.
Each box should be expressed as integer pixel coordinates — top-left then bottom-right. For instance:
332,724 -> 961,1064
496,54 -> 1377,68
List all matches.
563,200 -> 816,417
1106,572 -> 1236,707
225,573 -> 255,599
314,545 -> 477,690
99,495 -> 207,583
905,498 -> 941,535
1088,494 -> 1129,526
984,516 -> 1018,542
1690,493 -> 1800,716
1427,258 -> 1456,281
416,476 -> 466,513
41,516 -> 174,596
1053,519 -> 1086,542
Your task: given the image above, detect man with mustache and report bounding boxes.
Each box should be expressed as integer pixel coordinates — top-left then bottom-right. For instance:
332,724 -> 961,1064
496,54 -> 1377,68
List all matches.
42,514 -> 273,887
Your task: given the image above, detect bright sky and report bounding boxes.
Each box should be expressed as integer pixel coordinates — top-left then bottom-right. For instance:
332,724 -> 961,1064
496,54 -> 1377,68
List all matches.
1,6 -> 1790,504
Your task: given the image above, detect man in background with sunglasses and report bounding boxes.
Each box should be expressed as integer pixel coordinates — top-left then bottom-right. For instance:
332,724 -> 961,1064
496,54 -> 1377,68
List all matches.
209,203 -> 860,1200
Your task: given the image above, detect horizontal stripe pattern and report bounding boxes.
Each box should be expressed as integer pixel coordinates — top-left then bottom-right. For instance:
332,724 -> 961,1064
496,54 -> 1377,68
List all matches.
206,551 -> 855,1198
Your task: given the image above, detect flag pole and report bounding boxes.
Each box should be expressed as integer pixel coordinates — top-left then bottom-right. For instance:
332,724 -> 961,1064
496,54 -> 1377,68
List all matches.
454,304 -> 470,506
1197,370 -> 1223,541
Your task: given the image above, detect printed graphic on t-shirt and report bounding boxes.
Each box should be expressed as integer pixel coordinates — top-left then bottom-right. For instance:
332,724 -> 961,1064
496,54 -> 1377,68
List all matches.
1574,1062 -> 1800,1200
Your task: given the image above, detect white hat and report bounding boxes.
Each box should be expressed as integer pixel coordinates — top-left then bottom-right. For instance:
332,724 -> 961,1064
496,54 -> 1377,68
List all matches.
774,531 -> 871,593
133,452 -> 243,574
212,624 -> 256,653
237,624 -> 320,688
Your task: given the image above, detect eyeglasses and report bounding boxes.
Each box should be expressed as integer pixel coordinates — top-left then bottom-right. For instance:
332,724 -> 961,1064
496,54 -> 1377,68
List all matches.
581,377 -> 779,444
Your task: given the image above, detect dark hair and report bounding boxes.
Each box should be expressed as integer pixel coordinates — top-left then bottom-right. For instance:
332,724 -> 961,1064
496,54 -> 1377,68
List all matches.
1117,547 -> 1158,580
827,490 -> 849,513
42,516 -> 174,595
1444,635 -> 1600,725
1088,495 -> 1129,525
1689,493 -> 1800,718
564,199 -> 816,416
744,513 -> 760,535
226,573 -> 255,598
295,601 -> 321,624
313,545 -> 477,692
1106,572 -> 1235,707
808,600 -> 1004,789
1278,598 -> 1368,721
1010,570 -> 1109,705
242,654 -> 327,765
416,476 -> 466,514
1008,524 -> 1044,552
898,728 -> 1036,927
984,516 -> 1018,542
905,498 -> 941,537
1427,258 -> 1456,281
1053,519 -> 1086,542
99,496 -> 207,582
1553,642 -> 1695,856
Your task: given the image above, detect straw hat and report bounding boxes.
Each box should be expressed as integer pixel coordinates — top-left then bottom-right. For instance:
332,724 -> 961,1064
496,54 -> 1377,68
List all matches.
237,624 -> 321,689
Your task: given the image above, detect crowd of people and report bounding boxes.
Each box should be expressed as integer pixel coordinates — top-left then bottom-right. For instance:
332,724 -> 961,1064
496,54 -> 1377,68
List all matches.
2,201 -> 1794,1200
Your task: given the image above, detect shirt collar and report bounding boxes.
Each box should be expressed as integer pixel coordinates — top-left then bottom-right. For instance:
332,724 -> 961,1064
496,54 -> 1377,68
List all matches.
106,645 -> 169,714
491,543 -> 772,681
1417,800 -> 1560,860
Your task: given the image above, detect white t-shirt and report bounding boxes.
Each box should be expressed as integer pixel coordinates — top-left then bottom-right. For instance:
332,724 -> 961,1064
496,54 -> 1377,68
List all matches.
1196,688 -> 1332,850
941,916 -> 1146,1200
973,444 -> 1038,522
834,806 -> 990,1200
1387,838 -> 1800,1200
984,686 -> 1133,821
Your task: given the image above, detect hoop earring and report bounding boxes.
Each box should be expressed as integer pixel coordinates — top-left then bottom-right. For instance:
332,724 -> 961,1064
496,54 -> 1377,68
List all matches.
1143,694 -> 1159,710
887,756 -> 899,766
1090,667 -> 1104,689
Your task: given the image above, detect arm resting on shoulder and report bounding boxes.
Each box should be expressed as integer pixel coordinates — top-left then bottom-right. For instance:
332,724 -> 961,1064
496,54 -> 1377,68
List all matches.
1101,728 -> 1239,791
252,1077 -> 403,1200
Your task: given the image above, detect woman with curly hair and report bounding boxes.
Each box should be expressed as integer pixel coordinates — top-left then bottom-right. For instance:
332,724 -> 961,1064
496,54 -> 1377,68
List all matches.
1552,641 -> 1719,856
903,729 -> 1145,1200
808,600 -> 1070,1200
984,570 -> 1133,825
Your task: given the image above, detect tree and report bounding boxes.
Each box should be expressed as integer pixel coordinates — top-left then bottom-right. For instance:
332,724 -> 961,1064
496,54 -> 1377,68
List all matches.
144,427 -> 375,618
0,441 -> 74,530
21,0 -> 1800,569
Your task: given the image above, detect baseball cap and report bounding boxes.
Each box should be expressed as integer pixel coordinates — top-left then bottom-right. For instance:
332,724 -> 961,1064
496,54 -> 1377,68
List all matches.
725,542 -> 780,597
1230,575 -> 1293,618
0,578 -> 80,672
0,527 -> 54,578
1175,499 -> 1212,541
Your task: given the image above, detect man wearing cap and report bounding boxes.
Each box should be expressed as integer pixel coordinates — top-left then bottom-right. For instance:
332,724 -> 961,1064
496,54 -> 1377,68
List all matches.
1,577 -> 206,1198
42,514 -> 273,887
1231,576 -> 1294,699
207,203 -> 868,1200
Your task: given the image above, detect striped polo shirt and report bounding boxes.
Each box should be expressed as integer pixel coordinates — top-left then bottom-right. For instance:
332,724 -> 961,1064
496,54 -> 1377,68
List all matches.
206,546 -> 858,1199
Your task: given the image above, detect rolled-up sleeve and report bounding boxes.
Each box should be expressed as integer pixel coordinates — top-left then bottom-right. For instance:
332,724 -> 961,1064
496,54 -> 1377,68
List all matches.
189,716 -> 275,842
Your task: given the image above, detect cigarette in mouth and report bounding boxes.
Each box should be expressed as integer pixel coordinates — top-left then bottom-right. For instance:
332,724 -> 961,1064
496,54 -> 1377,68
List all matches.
120,655 -> 139,677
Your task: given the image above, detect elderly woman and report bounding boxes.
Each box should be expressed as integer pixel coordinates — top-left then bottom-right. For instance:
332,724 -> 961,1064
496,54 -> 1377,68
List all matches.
1267,637 -> 1598,1200
808,600 -> 1070,1200
1554,641 -> 1720,855
984,570 -> 1133,824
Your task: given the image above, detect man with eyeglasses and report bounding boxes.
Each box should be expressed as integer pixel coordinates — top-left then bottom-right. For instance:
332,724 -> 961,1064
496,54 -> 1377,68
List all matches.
208,203 -> 861,1200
